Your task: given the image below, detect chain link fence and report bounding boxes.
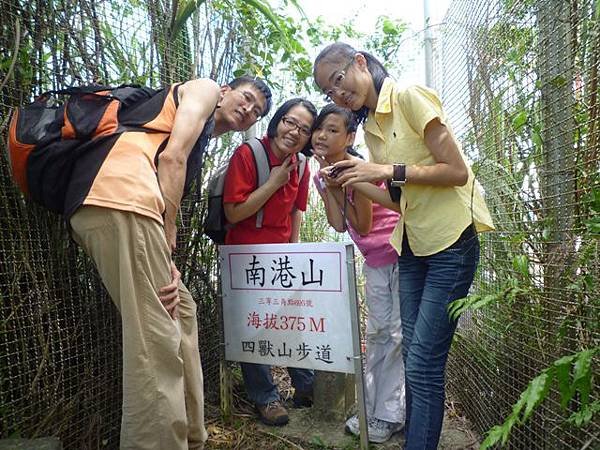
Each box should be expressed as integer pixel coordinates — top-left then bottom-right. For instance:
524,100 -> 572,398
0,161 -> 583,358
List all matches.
0,1 -> 246,448
1,0 -> 598,449
437,0 -> 599,448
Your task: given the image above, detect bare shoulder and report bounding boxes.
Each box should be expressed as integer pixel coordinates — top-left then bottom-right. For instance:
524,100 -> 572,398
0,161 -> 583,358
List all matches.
179,78 -> 220,102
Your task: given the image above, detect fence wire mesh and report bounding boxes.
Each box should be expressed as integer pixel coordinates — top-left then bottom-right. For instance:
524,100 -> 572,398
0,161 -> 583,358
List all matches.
0,0 -> 598,449
437,0 -> 599,448
0,0 -> 247,448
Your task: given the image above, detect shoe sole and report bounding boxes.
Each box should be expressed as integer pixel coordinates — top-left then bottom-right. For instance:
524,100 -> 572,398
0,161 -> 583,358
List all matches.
258,416 -> 289,426
344,424 -> 359,436
368,435 -> 391,444
368,427 -> 404,443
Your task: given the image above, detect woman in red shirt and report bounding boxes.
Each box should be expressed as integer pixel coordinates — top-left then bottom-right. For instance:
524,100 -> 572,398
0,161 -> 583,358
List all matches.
223,98 -> 317,426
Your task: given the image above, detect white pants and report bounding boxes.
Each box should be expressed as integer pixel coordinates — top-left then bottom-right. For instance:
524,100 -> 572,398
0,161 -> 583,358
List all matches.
363,262 -> 406,423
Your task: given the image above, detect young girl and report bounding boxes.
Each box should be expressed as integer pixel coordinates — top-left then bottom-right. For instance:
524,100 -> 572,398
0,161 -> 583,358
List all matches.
312,104 -> 405,444
313,43 -> 495,450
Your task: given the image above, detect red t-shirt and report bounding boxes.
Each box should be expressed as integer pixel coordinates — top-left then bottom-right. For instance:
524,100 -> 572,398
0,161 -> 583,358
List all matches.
223,136 -> 310,244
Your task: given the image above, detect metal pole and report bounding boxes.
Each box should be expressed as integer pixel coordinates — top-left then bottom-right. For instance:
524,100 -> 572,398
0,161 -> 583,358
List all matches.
218,250 -> 233,422
424,0 -> 434,87
346,244 -> 369,449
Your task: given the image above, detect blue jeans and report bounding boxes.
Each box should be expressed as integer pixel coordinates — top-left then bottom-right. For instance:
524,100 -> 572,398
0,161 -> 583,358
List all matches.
240,362 -> 314,406
399,225 -> 480,450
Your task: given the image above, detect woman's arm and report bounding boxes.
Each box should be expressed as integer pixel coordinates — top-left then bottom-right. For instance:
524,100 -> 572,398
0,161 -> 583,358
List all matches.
290,208 -> 303,243
352,182 -> 401,213
325,184 -> 373,235
316,154 -> 373,235
333,119 -> 469,188
314,179 -> 346,232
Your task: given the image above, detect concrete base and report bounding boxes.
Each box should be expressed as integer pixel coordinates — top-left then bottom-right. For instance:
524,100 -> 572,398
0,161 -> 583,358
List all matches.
312,371 -> 355,422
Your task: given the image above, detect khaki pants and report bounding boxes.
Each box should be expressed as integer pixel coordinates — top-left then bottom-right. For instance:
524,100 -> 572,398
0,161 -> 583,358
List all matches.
71,206 -> 207,450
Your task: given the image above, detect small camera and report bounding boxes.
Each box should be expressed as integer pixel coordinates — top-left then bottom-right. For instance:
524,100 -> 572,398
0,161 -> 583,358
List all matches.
328,166 -> 347,178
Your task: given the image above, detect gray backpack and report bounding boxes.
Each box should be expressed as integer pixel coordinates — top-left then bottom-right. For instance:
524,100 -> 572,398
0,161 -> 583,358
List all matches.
203,137 -> 307,244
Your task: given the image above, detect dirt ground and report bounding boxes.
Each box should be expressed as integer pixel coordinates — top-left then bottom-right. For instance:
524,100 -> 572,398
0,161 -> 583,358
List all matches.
262,401 -> 479,450
205,367 -> 480,449
205,398 -> 480,449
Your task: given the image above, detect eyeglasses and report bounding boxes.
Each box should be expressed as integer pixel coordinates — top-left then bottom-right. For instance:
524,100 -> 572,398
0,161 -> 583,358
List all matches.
239,90 -> 264,119
281,116 -> 312,137
322,58 -> 355,101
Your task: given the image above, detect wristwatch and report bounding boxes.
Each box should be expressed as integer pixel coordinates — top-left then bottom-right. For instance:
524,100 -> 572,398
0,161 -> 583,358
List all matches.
390,163 -> 406,187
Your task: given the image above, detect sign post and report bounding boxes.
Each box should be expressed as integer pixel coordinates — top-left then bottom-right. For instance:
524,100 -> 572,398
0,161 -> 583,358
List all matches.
345,244 -> 369,448
219,242 -> 368,448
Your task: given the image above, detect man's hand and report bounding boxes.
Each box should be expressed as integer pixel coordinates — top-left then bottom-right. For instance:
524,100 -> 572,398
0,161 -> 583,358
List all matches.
158,261 -> 181,320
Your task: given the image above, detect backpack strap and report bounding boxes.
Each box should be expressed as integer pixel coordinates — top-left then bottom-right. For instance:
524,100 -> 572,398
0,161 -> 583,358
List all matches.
245,138 -> 307,230
246,137 -> 271,229
297,152 -> 307,182
46,83 -> 141,97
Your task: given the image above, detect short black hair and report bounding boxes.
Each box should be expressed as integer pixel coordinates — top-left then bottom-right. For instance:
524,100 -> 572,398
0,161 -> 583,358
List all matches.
267,98 -> 317,156
314,103 -> 363,159
313,42 -> 389,124
228,75 -> 272,117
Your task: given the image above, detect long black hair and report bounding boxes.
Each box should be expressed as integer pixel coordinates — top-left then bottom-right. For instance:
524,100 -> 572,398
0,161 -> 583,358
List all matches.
313,103 -> 364,159
267,98 -> 317,156
313,42 -> 389,125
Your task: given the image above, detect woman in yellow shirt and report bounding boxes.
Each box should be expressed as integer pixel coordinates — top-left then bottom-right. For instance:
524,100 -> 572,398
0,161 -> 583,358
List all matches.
313,42 -> 494,450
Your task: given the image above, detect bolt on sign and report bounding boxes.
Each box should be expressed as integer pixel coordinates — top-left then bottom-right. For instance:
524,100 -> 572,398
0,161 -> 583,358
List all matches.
220,242 -> 357,374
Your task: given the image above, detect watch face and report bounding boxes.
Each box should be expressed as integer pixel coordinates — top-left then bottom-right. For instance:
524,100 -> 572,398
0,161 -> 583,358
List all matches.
393,164 -> 406,184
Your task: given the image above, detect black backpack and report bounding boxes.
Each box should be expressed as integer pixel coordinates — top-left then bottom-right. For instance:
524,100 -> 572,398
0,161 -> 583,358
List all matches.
7,84 -> 159,214
203,137 -> 307,244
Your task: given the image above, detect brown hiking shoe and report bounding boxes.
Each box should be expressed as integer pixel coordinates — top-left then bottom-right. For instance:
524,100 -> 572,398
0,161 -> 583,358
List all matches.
256,400 -> 289,426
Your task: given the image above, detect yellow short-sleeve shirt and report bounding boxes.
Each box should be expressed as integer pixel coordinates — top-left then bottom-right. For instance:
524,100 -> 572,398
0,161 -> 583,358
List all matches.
363,78 -> 494,256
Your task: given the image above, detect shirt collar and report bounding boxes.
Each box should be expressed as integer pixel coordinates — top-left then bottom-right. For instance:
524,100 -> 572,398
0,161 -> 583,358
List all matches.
364,78 -> 394,138
374,77 -> 394,115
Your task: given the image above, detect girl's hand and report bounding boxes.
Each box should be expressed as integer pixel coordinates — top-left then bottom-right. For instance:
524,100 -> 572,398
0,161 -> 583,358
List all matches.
332,159 -> 393,187
314,154 -> 330,171
319,167 -> 343,188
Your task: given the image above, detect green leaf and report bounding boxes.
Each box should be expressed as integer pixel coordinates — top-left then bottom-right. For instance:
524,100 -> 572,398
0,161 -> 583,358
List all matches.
511,110 -> 528,131
171,0 -> 208,38
480,425 -> 504,449
572,348 -> 595,404
382,18 -> 397,35
542,227 -> 551,241
550,75 -> 567,87
554,354 -> 576,408
480,348 -> 599,445
532,128 -> 543,147
567,400 -> 600,427
522,371 -> 551,421
512,254 -> 529,278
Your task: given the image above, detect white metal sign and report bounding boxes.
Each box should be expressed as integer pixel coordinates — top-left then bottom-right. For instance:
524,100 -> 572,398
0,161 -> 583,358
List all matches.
220,242 -> 355,374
